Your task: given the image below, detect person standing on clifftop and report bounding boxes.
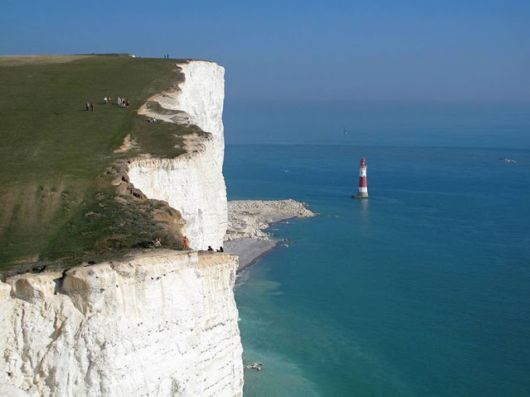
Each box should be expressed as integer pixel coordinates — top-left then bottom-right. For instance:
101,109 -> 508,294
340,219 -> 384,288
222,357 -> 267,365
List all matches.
182,236 -> 190,250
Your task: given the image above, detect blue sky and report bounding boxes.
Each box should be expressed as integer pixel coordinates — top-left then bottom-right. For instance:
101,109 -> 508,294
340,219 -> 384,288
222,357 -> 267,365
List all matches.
2,0 -> 530,103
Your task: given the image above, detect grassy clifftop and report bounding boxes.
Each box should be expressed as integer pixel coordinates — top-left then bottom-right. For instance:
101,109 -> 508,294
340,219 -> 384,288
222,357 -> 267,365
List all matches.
0,55 -> 198,272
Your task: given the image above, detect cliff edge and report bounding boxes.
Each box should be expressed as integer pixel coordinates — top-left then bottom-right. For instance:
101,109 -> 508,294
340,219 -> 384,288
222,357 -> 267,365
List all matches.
129,61 -> 227,251
0,59 -> 243,396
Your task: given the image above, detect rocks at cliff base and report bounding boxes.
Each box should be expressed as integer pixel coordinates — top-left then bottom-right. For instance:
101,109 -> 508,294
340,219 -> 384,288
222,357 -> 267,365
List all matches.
224,199 -> 316,270
226,199 -> 316,241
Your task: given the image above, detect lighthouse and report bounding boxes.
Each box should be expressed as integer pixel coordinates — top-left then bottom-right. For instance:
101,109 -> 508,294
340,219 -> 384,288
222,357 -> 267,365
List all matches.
354,158 -> 368,199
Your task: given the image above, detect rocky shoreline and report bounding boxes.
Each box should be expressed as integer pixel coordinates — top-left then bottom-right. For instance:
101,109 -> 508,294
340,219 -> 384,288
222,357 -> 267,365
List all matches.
224,199 -> 316,270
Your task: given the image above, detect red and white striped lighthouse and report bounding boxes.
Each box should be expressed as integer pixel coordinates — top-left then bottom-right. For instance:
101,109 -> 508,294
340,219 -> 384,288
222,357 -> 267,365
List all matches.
355,157 -> 368,199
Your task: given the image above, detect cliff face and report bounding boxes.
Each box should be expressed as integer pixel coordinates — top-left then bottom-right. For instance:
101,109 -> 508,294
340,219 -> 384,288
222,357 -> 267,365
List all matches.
0,61 -> 243,396
0,251 -> 243,396
129,61 -> 227,250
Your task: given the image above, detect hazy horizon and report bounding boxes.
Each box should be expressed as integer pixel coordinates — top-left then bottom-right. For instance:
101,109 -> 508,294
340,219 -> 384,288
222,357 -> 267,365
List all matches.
224,99 -> 530,148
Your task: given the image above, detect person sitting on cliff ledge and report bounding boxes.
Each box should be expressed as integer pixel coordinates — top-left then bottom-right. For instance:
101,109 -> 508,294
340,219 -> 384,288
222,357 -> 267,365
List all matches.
207,246 -> 214,252
182,236 -> 190,250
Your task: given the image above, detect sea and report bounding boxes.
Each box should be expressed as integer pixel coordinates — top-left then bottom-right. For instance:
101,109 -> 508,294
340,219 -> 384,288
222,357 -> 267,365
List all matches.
224,143 -> 530,396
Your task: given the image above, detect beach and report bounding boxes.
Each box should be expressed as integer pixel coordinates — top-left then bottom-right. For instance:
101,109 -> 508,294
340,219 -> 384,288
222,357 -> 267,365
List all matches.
224,199 -> 315,270
224,238 -> 278,271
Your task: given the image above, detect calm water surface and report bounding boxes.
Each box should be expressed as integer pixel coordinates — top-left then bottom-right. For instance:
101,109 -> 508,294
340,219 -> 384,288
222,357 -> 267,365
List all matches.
224,145 -> 530,397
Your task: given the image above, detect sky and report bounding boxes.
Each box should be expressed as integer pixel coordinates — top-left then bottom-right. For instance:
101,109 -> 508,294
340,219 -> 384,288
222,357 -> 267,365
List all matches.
2,0 -> 530,104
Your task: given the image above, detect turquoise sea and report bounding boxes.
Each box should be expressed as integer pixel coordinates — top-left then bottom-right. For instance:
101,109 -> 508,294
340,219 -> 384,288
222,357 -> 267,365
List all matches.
224,145 -> 530,396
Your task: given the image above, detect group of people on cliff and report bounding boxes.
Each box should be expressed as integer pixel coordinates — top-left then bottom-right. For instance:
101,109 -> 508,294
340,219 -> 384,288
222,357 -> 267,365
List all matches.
181,236 -> 223,253
85,96 -> 129,111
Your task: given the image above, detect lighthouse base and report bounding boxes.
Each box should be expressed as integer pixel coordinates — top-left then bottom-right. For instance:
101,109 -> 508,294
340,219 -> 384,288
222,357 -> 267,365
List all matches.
352,193 -> 369,200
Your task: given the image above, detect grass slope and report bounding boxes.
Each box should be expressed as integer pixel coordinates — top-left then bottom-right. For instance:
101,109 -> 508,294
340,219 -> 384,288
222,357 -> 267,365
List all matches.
0,55 -> 196,272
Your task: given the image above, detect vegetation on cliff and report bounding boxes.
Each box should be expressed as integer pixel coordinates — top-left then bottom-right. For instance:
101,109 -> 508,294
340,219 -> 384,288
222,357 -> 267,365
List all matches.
0,55 -> 196,272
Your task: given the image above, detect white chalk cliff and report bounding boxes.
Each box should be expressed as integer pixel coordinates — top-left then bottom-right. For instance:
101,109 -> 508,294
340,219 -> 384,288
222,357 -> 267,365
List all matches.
130,61 -> 227,251
0,251 -> 243,397
0,61 -> 244,396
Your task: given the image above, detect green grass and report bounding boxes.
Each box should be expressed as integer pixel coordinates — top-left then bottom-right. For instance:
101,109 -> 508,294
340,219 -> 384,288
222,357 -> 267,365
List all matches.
0,55 -> 197,272
131,116 -> 208,158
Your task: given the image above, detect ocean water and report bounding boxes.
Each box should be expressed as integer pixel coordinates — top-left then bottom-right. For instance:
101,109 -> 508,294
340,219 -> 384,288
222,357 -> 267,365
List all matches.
224,145 -> 530,397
